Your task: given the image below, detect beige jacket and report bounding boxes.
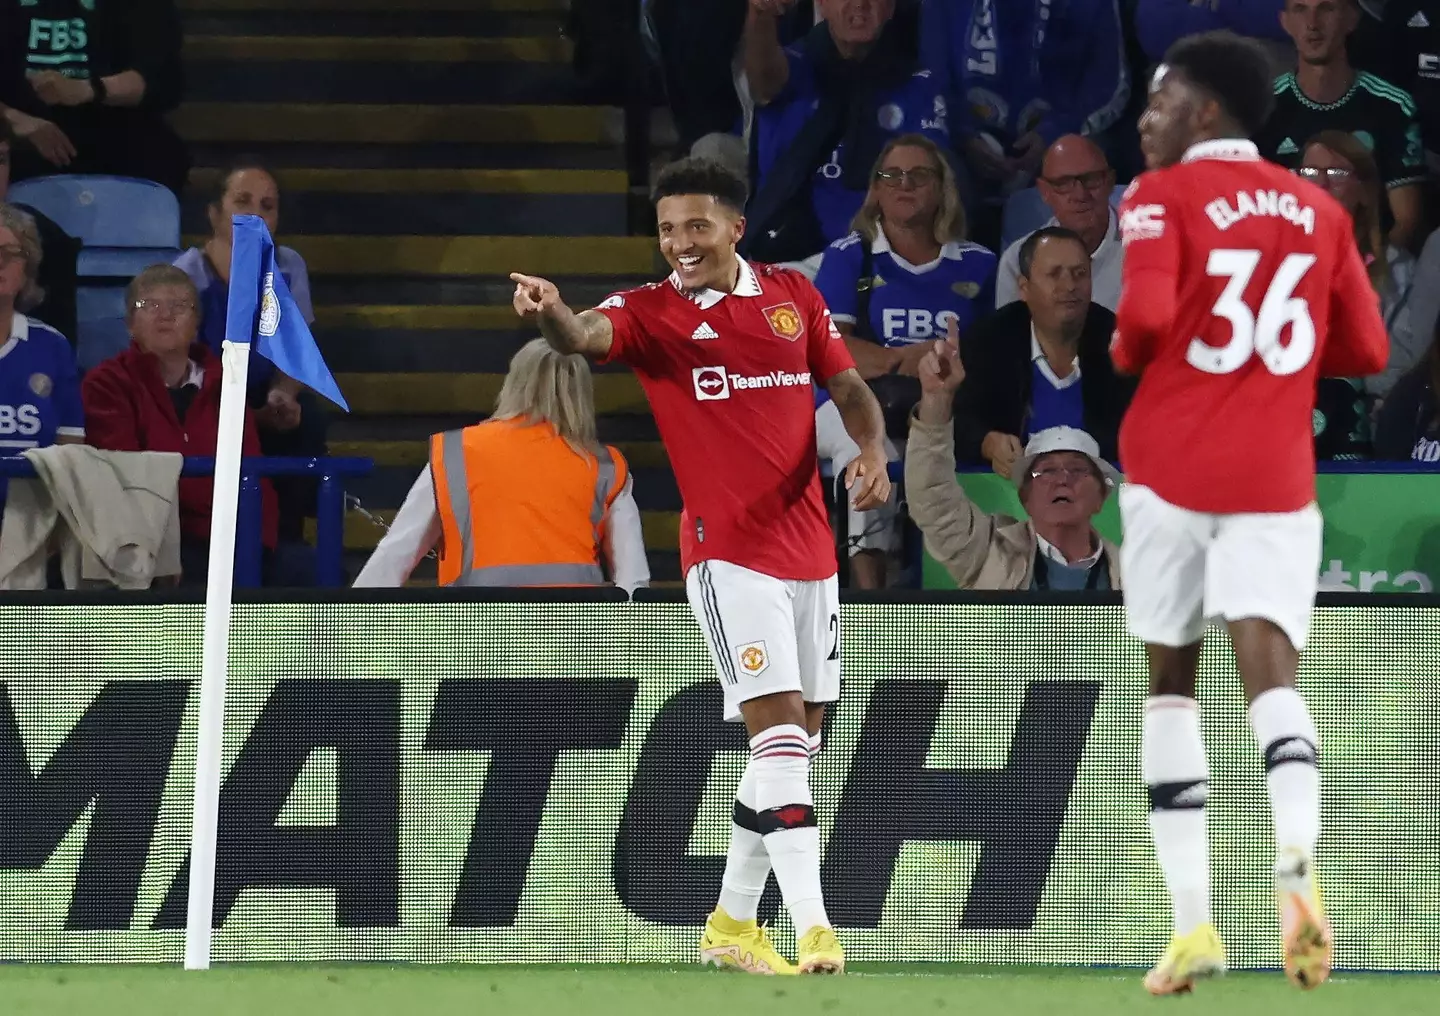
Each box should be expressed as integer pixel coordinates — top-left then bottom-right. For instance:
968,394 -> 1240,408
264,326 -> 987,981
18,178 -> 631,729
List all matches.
0,445 -> 184,589
905,413 -> 1122,590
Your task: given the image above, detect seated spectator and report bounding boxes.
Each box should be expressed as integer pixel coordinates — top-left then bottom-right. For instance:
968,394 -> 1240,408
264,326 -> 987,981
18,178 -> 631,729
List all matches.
996,135 -> 1122,311
354,339 -> 650,593
174,160 -> 327,544
0,0 -> 189,196
953,227 -> 1134,478
81,265 -> 277,584
1256,0 -> 1427,251
907,330 -> 1120,589
0,204 -> 82,515
812,132 -> 994,587
921,0 -> 1130,226
741,0 -> 948,269
1374,320 -> 1440,461
1298,132 -> 1417,428
1371,1 -> 1440,173
0,118 -> 78,343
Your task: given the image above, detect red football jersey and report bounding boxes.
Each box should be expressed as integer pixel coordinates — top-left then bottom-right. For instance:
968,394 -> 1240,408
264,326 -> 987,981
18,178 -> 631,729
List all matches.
1113,139 -> 1390,513
594,258 -> 856,580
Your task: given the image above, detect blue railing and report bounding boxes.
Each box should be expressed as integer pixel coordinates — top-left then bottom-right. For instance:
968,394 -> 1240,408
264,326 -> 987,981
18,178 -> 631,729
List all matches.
0,455 -> 373,587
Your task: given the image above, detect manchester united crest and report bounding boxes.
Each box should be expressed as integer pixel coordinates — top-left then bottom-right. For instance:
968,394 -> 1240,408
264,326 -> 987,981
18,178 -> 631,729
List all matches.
736,640 -> 769,677
763,302 -> 803,341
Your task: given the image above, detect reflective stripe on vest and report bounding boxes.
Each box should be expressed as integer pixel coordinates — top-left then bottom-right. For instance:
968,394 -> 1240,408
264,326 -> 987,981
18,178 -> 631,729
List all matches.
431,423 -> 625,587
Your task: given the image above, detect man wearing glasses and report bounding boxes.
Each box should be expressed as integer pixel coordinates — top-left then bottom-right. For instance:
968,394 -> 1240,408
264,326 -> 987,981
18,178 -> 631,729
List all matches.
995,135 -> 1124,310
904,321 -> 1121,590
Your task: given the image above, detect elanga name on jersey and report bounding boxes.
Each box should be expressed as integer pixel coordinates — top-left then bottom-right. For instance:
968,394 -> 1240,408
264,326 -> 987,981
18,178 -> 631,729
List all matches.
1120,187 -> 1318,246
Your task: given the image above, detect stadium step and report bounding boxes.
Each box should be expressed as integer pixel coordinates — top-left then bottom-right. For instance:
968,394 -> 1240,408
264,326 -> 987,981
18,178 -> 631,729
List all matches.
334,372 -> 650,417
178,235 -> 659,277
171,103 -> 621,145
171,0 -> 682,583
181,170 -> 629,236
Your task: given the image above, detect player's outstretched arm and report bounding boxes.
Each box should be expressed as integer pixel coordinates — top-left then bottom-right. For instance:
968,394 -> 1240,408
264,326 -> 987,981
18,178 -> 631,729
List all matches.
510,272 -> 614,359
826,367 -> 891,511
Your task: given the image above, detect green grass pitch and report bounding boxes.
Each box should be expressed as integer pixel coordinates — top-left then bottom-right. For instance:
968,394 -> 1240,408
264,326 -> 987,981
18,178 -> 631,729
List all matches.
3,965 -> 1436,1016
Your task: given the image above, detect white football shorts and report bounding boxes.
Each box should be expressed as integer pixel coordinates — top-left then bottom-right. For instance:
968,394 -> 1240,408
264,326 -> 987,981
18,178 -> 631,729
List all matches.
685,559 -> 841,722
1118,483 -> 1323,652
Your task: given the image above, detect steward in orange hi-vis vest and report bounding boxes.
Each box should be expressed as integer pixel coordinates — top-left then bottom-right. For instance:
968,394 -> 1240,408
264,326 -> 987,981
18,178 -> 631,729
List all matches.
430,417 -> 629,587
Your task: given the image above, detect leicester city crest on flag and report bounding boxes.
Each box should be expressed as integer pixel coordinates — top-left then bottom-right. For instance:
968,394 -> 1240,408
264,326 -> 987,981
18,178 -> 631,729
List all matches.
259,272 -> 281,337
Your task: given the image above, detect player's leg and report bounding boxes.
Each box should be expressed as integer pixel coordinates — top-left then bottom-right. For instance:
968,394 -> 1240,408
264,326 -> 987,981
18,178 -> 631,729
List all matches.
687,560 -> 798,975
786,573 -> 843,973
1117,484 -> 1225,995
1210,504 -> 1329,990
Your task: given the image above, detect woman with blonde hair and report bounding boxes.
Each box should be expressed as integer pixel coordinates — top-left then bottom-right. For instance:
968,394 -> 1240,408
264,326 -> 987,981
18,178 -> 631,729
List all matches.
811,133 -> 997,588
1297,131 -> 1415,458
355,338 -> 649,591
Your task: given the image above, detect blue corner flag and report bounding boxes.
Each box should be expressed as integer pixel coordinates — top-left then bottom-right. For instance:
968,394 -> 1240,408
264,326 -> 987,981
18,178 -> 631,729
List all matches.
224,215 -> 349,411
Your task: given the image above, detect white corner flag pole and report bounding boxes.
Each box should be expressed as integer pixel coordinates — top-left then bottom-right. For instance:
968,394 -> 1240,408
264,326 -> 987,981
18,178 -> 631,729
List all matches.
184,339 -> 253,970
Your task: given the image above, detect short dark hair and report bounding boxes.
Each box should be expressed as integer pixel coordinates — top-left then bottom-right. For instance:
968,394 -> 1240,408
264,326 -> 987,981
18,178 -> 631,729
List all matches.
651,157 -> 748,215
1018,226 -> 1088,279
1163,30 -> 1276,139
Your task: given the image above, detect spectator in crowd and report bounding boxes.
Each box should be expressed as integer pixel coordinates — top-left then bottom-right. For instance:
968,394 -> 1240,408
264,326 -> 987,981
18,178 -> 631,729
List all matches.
953,227 -> 1133,478
921,0 -> 1130,215
906,330 -> 1121,589
1257,0 -> 1427,251
174,161 -> 326,544
1299,132 -> 1418,410
812,133 -> 994,587
1372,0 -> 1440,173
741,0 -> 948,269
0,118 -> 78,344
1374,320 -> 1440,461
355,338 -> 650,593
0,204 -> 82,515
81,265 -> 277,585
644,0 -> 751,152
0,0 -> 189,196
995,135 -> 1123,311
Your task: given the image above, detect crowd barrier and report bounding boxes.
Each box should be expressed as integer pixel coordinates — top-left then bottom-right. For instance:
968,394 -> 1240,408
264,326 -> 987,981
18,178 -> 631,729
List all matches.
924,463 -> 1440,591
0,456 -> 373,586
0,590 -> 1435,970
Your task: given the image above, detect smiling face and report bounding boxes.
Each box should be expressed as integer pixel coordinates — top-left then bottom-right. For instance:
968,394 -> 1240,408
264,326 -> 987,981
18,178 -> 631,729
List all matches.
656,193 -> 745,292
1021,451 -> 1107,527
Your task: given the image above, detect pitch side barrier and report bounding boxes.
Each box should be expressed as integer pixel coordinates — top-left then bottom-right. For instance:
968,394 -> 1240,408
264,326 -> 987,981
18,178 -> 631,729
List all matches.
0,589 -> 1434,970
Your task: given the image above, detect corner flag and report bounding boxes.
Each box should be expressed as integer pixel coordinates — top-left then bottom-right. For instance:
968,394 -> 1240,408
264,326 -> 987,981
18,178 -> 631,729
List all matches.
225,215 -> 348,411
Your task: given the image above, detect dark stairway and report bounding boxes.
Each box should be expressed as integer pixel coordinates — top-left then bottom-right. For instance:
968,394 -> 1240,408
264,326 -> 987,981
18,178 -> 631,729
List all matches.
174,0 -> 682,583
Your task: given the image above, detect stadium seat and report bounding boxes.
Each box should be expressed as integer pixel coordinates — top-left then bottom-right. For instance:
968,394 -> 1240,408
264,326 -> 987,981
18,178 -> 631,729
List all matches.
997,183 -> 1131,252
75,285 -> 133,370
6,175 -> 181,251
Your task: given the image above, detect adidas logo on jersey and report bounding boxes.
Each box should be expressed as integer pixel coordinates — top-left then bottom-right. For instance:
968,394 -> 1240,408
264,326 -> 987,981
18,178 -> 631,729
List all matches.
1276,137 -> 1299,155
1410,11 -> 1430,28
690,321 -> 719,341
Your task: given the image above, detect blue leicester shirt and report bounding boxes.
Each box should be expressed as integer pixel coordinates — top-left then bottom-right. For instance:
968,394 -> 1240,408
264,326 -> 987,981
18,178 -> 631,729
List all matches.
755,59 -> 951,245
814,228 -> 997,346
0,313 -> 84,502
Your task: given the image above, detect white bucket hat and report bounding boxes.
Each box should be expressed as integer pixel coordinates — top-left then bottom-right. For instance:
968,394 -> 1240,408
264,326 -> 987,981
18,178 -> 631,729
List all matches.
1010,426 -> 1122,489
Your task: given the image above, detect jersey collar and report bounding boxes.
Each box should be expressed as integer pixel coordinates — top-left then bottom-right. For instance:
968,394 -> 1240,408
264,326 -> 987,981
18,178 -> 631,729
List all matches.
871,223 -> 969,272
668,256 -> 762,310
0,312 -> 31,363
1182,139 -> 1260,163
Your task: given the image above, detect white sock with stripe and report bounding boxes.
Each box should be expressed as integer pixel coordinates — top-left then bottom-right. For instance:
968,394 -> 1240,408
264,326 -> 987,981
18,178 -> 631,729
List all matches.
715,732 -> 823,924
751,724 -> 829,934
1143,696 -> 1212,936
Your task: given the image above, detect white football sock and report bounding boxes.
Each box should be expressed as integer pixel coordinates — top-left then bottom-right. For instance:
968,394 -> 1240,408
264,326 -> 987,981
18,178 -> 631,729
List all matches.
750,724 -> 829,933
1248,687 -> 1321,859
717,763 -> 769,922
1143,696 -> 1211,936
